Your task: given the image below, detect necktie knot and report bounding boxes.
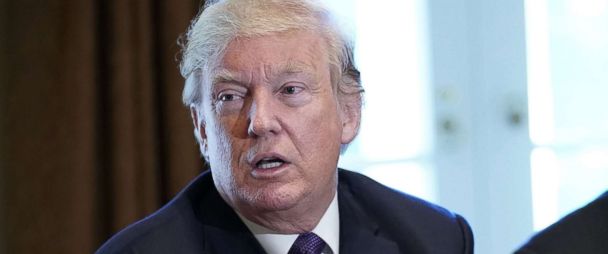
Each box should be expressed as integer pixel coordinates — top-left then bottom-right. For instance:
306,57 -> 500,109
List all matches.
288,232 -> 327,254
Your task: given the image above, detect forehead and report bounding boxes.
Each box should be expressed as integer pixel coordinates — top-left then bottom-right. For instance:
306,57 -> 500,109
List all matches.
213,30 -> 329,79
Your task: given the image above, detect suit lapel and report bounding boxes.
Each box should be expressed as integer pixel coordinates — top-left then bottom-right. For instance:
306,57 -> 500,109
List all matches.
193,173 -> 266,254
339,222 -> 400,254
338,175 -> 400,254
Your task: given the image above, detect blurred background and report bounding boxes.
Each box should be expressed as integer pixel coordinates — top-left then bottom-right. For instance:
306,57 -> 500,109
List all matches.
1,0 -> 607,253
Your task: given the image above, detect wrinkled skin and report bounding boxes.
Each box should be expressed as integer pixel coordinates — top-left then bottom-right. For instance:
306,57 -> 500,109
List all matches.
190,30 -> 359,232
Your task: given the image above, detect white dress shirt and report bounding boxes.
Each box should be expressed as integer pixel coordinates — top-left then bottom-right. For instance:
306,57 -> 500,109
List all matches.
238,193 -> 340,254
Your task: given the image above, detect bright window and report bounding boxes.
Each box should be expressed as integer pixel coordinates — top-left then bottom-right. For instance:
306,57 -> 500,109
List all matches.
329,0 -> 436,202
525,0 -> 608,231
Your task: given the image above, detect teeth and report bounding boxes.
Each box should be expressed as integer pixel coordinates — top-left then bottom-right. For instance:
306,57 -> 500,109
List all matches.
258,161 -> 283,169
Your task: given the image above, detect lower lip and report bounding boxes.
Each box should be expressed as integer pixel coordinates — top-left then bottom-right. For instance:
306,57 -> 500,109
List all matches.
251,162 -> 290,179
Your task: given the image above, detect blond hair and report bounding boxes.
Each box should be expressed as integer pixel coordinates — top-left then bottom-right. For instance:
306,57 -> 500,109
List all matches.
179,0 -> 362,107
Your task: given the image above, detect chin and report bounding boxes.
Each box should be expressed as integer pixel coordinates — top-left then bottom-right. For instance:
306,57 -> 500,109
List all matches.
241,183 -> 309,211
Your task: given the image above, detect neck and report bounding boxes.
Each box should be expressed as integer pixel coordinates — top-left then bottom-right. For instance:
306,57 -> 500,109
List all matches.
244,188 -> 336,233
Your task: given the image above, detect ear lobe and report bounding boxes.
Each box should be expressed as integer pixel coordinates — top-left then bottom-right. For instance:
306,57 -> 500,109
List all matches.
190,105 -> 199,129
339,98 -> 361,144
190,106 -> 205,136
190,105 -> 208,153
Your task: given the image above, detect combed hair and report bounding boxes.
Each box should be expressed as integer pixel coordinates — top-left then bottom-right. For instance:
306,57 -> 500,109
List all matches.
179,0 -> 363,108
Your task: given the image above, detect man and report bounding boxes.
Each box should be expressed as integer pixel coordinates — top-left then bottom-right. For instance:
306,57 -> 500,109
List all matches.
515,191 -> 608,254
97,0 -> 474,253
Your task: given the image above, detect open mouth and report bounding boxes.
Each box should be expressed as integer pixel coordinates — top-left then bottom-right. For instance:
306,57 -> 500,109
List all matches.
255,157 -> 286,169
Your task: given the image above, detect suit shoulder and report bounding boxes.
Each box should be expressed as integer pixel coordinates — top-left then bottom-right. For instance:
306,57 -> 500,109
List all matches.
96,173 -> 211,254
338,169 -> 457,219
338,169 -> 474,253
95,209 -> 178,253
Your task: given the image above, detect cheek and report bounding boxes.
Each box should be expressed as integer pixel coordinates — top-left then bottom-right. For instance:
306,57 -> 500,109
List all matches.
313,100 -> 342,142
205,119 -> 235,168
294,104 -> 343,159
206,121 -> 242,197
298,113 -> 342,186
206,115 -> 251,179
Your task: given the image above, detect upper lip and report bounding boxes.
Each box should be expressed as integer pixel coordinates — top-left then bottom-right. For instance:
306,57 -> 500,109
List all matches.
248,152 -> 290,168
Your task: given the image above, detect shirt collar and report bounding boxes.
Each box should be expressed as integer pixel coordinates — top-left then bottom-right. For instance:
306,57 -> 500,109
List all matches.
238,193 -> 340,254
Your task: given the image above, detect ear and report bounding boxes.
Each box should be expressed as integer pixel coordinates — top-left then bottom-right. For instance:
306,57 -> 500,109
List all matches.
190,105 -> 208,157
339,95 -> 361,144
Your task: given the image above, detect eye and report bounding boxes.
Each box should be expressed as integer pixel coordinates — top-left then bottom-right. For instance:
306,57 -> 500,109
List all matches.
217,92 -> 243,102
219,94 -> 234,101
280,85 -> 304,95
213,87 -> 246,114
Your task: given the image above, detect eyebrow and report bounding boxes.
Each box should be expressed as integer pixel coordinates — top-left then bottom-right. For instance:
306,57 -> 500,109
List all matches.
211,69 -> 242,86
273,61 -> 318,82
279,61 -> 315,75
210,61 -> 319,86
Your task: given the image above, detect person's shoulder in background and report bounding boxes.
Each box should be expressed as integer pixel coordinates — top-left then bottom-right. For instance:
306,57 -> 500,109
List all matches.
515,191 -> 608,254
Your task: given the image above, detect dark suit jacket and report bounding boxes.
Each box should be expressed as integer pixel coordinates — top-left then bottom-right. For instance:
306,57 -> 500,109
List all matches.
97,169 -> 474,254
515,191 -> 608,254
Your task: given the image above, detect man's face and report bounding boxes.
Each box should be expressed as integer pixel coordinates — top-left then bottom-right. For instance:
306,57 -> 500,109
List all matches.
193,30 -> 359,217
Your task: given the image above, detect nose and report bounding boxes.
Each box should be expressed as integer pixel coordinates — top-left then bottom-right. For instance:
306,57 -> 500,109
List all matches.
247,93 -> 282,137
